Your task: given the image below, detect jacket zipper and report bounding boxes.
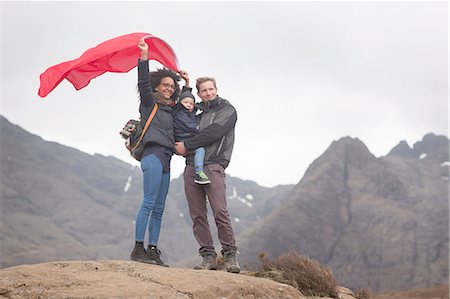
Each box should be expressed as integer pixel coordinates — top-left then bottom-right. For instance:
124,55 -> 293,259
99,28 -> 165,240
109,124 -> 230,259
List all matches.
216,136 -> 225,155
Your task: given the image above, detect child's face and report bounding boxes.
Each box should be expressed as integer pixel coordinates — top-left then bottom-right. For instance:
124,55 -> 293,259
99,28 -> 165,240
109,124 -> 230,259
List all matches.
180,97 -> 195,112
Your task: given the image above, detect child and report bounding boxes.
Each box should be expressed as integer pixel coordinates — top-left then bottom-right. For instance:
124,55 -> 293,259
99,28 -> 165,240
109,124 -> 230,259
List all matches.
173,91 -> 211,184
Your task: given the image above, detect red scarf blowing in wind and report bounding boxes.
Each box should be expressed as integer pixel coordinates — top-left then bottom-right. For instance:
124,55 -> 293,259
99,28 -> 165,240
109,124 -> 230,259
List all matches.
38,32 -> 179,98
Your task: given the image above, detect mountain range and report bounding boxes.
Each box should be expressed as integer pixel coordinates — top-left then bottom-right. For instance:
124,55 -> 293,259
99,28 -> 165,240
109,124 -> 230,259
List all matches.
237,133 -> 449,292
0,115 -> 448,293
0,115 -> 293,267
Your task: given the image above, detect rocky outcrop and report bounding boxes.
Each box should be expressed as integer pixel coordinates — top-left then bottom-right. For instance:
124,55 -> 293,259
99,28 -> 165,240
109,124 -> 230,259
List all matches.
0,260 -> 359,299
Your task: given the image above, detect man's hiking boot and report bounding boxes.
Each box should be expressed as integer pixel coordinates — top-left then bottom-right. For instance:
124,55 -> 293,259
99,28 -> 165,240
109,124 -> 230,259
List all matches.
147,245 -> 169,267
130,242 -> 156,264
194,251 -> 217,270
194,171 -> 211,185
222,249 -> 240,273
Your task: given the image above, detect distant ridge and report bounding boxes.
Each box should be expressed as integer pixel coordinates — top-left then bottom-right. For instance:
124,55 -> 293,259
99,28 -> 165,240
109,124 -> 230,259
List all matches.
387,133 -> 449,160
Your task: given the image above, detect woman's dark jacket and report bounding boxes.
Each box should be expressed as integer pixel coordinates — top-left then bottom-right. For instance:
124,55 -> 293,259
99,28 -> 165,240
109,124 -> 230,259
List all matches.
137,59 -> 174,154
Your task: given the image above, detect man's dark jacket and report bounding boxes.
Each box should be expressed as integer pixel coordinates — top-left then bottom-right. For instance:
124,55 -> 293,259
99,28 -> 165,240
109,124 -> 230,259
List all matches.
184,96 -> 237,169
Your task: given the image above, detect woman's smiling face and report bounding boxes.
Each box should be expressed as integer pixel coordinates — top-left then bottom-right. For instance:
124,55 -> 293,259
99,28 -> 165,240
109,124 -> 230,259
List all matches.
156,77 -> 176,100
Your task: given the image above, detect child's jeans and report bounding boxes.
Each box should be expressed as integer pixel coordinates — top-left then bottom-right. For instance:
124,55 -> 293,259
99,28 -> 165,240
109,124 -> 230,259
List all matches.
194,147 -> 206,173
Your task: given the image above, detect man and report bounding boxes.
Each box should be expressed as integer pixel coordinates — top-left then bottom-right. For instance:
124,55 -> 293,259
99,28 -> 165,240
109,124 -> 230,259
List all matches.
174,76 -> 240,273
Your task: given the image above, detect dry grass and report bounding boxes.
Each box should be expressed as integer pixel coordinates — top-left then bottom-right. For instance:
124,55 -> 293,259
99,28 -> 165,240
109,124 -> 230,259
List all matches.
354,287 -> 373,299
250,250 -> 339,298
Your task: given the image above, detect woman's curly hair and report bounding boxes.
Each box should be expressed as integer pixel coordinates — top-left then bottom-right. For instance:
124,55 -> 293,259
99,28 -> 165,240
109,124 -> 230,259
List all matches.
149,68 -> 181,101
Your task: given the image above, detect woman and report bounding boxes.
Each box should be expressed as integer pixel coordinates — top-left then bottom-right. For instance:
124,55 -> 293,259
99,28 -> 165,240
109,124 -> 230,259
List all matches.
130,39 -> 180,266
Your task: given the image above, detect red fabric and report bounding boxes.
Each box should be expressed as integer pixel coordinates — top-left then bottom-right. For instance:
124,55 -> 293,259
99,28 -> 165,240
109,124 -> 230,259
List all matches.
38,32 -> 179,98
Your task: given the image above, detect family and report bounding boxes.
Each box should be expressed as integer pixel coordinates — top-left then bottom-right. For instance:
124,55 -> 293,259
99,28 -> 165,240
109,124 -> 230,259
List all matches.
129,39 -> 240,273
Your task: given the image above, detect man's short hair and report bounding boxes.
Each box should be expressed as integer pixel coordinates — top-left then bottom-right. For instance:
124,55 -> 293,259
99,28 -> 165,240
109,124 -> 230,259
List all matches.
196,77 -> 217,92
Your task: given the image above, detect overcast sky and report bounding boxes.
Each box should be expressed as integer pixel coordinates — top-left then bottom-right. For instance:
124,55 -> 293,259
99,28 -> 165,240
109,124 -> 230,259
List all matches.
2,1 -> 448,187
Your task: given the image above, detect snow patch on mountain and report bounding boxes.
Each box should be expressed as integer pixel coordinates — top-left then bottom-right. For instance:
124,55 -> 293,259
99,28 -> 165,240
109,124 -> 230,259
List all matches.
123,175 -> 132,192
228,187 -> 254,208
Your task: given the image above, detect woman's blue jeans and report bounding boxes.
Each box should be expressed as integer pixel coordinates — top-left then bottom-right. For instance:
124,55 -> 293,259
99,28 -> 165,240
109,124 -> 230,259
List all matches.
135,154 -> 170,245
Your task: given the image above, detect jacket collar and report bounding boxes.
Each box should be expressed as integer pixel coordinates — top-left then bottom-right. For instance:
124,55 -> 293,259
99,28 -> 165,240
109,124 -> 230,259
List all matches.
203,96 -> 222,111
158,103 -> 173,111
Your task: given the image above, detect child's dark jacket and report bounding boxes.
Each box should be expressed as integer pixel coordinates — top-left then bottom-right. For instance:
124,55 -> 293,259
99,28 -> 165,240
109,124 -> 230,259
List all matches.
173,102 -> 200,141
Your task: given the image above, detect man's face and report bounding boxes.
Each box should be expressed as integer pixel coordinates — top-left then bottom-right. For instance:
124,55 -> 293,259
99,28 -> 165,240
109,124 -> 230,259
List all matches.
197,81 -> 217,102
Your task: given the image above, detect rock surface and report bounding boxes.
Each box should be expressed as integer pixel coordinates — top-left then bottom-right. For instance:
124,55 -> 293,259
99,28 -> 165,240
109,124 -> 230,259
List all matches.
0,260 -> 306,299
0,260 -> 362,299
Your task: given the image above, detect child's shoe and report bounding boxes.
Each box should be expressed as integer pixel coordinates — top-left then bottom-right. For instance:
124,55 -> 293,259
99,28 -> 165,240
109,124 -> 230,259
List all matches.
194,171 -> 211,184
